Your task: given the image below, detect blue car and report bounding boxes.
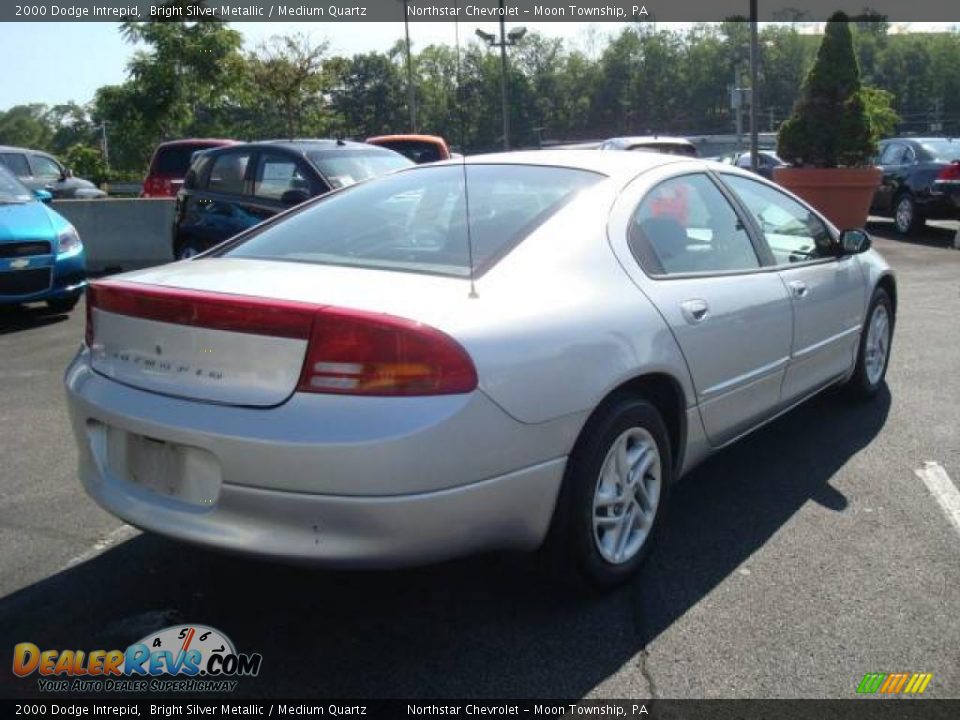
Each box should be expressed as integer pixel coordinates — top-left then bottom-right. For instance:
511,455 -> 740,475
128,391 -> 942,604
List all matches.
0,164 -> 86,312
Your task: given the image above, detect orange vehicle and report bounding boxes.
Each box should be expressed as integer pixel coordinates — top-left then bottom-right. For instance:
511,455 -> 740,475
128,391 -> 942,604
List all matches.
366,134 -> 451,164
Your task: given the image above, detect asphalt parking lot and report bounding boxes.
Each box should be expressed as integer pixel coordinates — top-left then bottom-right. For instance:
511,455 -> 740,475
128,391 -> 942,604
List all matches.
1,221 -> 958,700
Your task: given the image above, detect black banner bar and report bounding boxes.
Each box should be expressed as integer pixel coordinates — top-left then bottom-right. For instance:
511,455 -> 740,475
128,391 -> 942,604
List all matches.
3,699 -> 960,719
1,0 -> 959,23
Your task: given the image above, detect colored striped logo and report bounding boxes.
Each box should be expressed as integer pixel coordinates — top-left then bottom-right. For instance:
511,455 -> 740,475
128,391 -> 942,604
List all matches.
857,672 -> 933,694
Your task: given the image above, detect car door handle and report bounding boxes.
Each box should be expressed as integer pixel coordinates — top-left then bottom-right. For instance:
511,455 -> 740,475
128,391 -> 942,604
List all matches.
680,299 -> 709,324
788,280 -> 809,298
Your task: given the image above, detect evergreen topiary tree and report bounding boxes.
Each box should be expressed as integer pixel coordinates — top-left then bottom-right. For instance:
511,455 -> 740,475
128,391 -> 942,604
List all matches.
777,11 -> 877,167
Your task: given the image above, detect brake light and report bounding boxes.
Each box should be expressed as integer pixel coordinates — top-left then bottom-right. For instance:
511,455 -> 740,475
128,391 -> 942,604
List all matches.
296,308 -> 477,396
935,162 -> 960,184
84,281 -> 477,396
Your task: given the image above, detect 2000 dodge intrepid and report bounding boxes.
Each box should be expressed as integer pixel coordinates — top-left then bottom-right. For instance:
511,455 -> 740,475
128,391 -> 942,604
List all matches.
65,151 -> 895,586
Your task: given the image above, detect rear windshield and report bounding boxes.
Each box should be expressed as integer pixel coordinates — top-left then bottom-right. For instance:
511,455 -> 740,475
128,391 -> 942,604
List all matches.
222,164 -> 602,277
921,140 -> 960,163
151,144 -> 220,176
306,148 -> 413,189
629,143 -> 698,157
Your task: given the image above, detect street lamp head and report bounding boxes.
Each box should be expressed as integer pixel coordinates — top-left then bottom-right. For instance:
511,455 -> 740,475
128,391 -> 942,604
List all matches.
475,29 -> 496,44
507,27 -> 527,43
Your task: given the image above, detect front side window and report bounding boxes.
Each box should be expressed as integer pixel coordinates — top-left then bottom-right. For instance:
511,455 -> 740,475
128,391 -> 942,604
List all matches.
222,164 -> 601,277
723,174 -> 833,265
31,155 -> 62,179
628,173 -> 760,275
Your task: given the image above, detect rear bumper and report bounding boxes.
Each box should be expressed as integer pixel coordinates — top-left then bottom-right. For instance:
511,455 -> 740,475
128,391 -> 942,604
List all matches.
77,450 -> 565,567
917,185 -> 960,219
65,351 -> 574,566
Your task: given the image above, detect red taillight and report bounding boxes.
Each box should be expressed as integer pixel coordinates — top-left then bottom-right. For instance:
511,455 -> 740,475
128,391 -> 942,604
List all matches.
296,308 -> 477,396
142,176 -> 174,197
936,162 -> 960,183
85,281 -> 477,397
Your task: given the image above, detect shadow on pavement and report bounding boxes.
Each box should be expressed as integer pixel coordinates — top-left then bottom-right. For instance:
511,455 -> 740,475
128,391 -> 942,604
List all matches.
0,304 -> 71,336
867,218 -> 958,250
0,388 -> 890,699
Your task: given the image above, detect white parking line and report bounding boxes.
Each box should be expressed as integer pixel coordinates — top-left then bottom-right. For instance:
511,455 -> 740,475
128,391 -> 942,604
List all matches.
915,461 -> 960,537
65,524 -> 139,569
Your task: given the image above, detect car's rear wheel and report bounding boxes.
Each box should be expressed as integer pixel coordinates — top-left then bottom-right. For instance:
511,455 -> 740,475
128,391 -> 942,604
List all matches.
845,287 -> 893,399
46,295 -> 79,313
544,397 -> 671,588
894,194 -> 923,235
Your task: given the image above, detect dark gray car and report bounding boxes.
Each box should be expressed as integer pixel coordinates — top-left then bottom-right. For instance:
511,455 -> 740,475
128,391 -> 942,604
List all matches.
0,146 -> 107,199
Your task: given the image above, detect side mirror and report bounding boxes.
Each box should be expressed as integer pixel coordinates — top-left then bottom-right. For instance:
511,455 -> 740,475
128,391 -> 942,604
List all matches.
34,189 -> 53,204
839,229 -> 871,255
280,189 -> 310,207
61,167 -> 73,180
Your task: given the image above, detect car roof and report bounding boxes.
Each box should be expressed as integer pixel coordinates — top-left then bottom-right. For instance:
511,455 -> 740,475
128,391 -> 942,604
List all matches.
435,149 -> 699,182
213,139 -> 386,154
367,134 -> 447,145
0,145 -> 52,155
155,139 -> 238,148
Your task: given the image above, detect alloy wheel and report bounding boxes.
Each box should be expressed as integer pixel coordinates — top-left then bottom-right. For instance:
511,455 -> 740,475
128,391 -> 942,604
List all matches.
592,427 -> 662,565
864,303 -> 890,386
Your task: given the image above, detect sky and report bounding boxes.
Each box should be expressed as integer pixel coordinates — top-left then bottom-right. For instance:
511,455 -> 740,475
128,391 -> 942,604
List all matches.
0,21 -> 614,109
0,21 -> 955,110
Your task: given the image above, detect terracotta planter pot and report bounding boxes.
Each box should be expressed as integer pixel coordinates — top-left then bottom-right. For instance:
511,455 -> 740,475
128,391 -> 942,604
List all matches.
772,166 -> 882,230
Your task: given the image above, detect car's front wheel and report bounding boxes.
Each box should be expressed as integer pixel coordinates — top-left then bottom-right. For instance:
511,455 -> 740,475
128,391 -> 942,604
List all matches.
846,287 -> 894,399
544,397 -> 671,588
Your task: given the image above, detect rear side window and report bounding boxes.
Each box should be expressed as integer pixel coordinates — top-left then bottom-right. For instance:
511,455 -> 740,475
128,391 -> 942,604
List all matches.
629,174 -> 759,275
0,153 -> 31,177
253,153 -> 314,200
222,164 -> 602,277
374,141 -> 444,163
207,151 -> 251,195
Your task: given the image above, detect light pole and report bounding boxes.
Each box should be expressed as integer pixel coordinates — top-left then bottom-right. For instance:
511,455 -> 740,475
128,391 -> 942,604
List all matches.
399,0 -> 416,131
749,0 -> 759,172
476,0 -> 526,150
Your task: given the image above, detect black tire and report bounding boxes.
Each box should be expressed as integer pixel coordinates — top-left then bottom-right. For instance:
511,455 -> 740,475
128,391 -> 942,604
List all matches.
46,295 -> 79,314
893,193 -> 924,235
845,287 -> 894,400
542,397 -> 672,589
174,237 -> 205,260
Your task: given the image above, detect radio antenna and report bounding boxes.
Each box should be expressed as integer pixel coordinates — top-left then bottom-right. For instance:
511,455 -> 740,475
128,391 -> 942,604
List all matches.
460,156 -> 478,299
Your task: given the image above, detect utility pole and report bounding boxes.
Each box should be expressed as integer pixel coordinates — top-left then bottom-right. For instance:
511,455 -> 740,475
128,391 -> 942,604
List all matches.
749,0 -> 759,172
476,1 -> 526,150
499,0 -> 509,150
400,0 -> 416,132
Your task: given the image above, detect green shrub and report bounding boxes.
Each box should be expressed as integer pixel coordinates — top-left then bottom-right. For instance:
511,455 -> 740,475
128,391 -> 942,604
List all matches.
777,12 -> 878,168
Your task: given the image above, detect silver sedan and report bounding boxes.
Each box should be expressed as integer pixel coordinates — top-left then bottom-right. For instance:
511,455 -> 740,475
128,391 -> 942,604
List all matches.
65,151 -> 895,587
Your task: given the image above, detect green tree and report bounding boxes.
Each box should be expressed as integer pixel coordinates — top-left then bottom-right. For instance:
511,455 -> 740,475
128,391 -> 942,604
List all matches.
778,12 -> 876,167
